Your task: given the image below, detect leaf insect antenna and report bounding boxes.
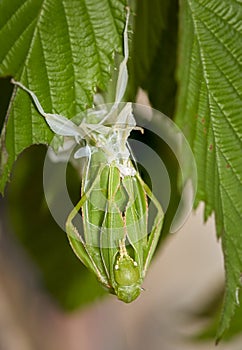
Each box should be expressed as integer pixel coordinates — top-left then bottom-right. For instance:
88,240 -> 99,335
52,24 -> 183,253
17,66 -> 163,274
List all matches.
98,7 -> 130,127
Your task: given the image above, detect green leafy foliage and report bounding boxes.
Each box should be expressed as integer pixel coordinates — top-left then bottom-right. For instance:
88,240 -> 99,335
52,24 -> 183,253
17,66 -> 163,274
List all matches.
0,0 -> 125,192
194,287 -> 242,342
192,288 -> 242,342
175,0 -> 242,341
0,0 -> 241,340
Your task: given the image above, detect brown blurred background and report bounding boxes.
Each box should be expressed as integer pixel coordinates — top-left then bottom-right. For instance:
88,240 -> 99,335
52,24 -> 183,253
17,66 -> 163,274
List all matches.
1,202 -> 242,350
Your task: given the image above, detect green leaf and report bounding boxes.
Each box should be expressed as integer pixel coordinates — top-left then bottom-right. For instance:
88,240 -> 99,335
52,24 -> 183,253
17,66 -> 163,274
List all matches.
194,286 -> 242,342
0,0 -> 126,194
175,0 -> 242,340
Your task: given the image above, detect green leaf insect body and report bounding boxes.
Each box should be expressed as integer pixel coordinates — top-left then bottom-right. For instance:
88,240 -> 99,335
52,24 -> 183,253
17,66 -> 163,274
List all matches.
12,8 -> 164,303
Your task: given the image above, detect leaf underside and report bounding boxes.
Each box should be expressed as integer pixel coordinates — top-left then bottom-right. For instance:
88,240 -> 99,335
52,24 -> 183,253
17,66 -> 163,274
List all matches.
175,0 -> 242,340
0,0 -> 126,193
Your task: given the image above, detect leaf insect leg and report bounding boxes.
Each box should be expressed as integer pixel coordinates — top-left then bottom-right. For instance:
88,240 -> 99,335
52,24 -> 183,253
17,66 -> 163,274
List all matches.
136,173 -> 164,275
11,79 -> 82,140
66,165 -> 111,288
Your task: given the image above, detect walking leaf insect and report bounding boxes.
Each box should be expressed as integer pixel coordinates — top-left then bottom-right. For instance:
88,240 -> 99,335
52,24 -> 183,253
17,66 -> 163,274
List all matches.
11,8 -> 164,303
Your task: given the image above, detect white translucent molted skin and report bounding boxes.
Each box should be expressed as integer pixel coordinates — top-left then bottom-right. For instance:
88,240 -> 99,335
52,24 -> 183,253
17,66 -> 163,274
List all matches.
74,146 -> 91,159
116,163 -> 136,177
72,101 -> 137,177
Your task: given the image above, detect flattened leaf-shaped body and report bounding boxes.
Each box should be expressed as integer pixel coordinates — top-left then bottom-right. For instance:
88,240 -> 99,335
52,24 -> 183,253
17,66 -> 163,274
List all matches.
66,148 -> 164,302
